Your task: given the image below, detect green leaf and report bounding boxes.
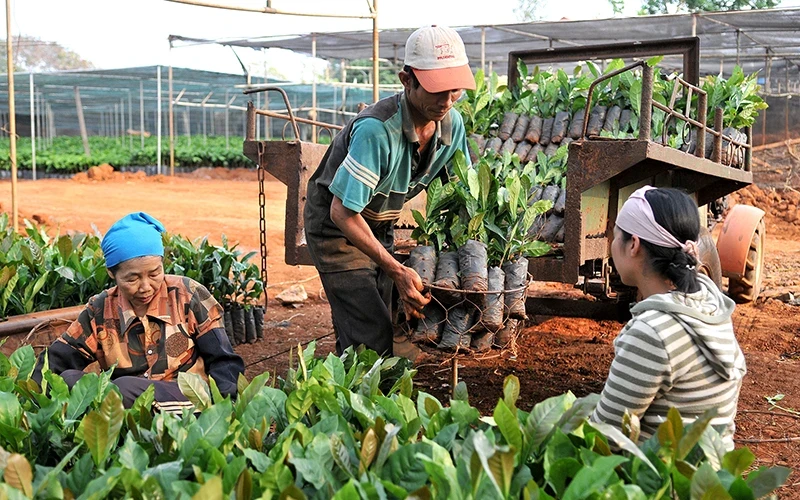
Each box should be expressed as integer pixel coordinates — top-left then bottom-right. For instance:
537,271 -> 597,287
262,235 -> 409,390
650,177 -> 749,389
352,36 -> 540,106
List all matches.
697,426 -> 728,471
192,475 -> 222,499
503,375 -> 520,410
722,447 -> 755,477
494,400 -> 523,452
67,372 -> 99,421
81,389 -> 124,467
691,463 -> 732,500
746,466 -> 791,498
452,381 -> 469,402
589,421 -> 658,473
657,406 -> 683,452
286,388 -> 313,424
525,392 -> 576,451
562,455 -> 628,500
385,442 -> 431,492
177,372 -> 211,411
9,346 -> 34,382
646,55 -> 664,67
118,433 -> 149,471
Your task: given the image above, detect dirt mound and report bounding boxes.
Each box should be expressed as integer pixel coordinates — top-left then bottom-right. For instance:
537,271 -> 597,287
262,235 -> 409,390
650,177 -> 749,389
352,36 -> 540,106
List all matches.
731,184 -> 800,227
73,169 -> 152,183
182,167 -> 261,182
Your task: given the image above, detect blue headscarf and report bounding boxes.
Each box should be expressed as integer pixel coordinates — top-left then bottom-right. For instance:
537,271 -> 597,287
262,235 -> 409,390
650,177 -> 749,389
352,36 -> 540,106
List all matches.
102,212 -> 166,269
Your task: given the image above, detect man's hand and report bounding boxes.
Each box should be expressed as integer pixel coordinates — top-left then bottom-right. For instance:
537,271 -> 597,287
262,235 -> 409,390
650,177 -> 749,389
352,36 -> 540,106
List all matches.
329,196 -> 431,319
391,265 -> 430,320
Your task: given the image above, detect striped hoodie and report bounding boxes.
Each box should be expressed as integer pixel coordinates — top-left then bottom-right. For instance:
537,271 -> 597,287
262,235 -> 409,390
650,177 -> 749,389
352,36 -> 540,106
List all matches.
591,274 -> 746,450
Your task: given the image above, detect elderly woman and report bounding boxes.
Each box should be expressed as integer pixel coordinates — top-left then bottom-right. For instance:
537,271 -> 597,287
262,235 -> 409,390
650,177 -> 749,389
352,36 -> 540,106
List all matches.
590,187 -> 746,451
33,212 -> 244,410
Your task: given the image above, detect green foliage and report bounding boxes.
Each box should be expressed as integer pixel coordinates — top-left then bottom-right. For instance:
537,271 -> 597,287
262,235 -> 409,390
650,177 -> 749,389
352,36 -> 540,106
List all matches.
0,136 -> 254,173
455,69 -> 513,137
639,0 -> 779,15
0,343 -> 789,498
0,215 -> 263,318
413,150 -> 551,264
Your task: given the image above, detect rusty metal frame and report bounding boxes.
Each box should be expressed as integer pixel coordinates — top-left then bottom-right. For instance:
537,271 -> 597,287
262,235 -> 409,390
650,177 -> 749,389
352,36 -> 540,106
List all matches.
243,87 -> 337,267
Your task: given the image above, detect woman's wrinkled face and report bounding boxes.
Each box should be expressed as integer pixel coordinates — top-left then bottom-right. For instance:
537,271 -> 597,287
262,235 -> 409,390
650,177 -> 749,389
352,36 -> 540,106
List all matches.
109,256 -> 165,311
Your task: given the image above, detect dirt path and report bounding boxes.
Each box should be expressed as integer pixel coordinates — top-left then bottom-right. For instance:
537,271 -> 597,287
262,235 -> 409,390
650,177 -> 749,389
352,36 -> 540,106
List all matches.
2,170 -> 798,495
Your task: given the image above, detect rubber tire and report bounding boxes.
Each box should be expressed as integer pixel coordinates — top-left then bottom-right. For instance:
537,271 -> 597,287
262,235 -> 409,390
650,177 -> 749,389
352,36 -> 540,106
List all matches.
727,219 -> 765,304
697,226 -> 723,290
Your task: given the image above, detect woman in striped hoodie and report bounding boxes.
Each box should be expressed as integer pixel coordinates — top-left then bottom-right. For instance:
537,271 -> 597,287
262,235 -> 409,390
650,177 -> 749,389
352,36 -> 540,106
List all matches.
591,186 -> 746,450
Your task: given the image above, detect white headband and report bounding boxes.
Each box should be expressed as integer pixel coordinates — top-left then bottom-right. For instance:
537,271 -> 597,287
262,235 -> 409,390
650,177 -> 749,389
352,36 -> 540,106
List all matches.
616,186 -> 700,261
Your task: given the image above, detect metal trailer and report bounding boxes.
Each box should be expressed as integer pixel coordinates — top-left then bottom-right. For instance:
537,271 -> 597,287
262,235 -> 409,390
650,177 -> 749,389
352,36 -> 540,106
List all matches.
507,38 -> 766,314
242,38 -> 766,320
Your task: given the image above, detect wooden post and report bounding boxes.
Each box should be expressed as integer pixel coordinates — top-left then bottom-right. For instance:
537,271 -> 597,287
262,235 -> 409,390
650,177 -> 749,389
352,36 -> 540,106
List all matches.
74,87 -> 91,156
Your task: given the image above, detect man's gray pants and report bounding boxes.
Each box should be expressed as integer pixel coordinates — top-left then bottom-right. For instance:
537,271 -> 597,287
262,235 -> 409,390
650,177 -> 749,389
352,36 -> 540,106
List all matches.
319,267 -> 394,356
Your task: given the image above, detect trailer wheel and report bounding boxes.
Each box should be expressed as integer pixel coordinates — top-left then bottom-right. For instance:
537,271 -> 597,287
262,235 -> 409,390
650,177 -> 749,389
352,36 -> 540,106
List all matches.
696,226 -> 722,289
727,218 -> 765,304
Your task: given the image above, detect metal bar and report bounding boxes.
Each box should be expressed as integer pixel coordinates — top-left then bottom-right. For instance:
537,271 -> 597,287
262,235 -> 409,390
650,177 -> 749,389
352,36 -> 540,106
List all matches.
139,80 -> 145,149
785,60 -> 790,141
254,108 -> 343,131
244,86 -> 303,139
492,25 -> 581,46
481,27 -> 486,74
5,0 -> 17,231
582,61 -> 646,138
224,90 -> 229,150
168,63 -> 174,176
29,73 -> 36,181
165,0 -> 375,19
712,107 -> 723,163
312,33 -> 317,142
372,0 -> 379,103
697,93 -> 707,157
157,66 -> 162,174
127,90 -> 133,150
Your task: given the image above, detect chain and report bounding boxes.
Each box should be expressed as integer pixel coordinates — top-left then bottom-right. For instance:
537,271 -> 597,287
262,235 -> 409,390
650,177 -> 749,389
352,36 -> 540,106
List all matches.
257,145 -> 269,312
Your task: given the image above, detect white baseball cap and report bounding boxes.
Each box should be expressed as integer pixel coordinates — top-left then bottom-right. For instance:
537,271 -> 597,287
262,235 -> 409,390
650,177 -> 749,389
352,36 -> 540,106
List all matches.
404,25 -> 476,93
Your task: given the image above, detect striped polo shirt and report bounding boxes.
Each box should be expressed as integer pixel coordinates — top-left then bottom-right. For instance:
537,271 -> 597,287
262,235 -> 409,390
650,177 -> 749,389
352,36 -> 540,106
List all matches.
591,274 -> 746,450
304,92 -> 470,272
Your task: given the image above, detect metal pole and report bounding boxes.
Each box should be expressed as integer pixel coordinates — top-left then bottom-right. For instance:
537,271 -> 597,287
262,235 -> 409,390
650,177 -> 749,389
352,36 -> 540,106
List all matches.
341,59 -> 347,124
157,66 -> 162,174
127,92 -> 133,150
481,27 -> 486,75
168,63 -> 174,176
139,80 -> 145,149
312,33 -> 317,142
691,14 -> 697,37
29,73 -> 36,181
785,59 -> 790,141
225,90 -> 230,150
186,109 -> 191,147
736,30 -> 740,68
114,103 -> 119,141
256,91 -> 260,140
202,101 -> 207,143
74,87 -> 90,156
6,0 -> 18,232
372,0 -> 379,103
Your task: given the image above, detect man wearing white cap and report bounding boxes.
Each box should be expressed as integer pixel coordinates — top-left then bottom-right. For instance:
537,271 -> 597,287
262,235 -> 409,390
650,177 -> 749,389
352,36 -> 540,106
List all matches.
304,26 -> 476,357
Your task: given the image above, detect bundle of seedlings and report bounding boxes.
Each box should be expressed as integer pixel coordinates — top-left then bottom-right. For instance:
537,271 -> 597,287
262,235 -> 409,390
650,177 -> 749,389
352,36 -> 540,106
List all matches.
407,151 -> 552,352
